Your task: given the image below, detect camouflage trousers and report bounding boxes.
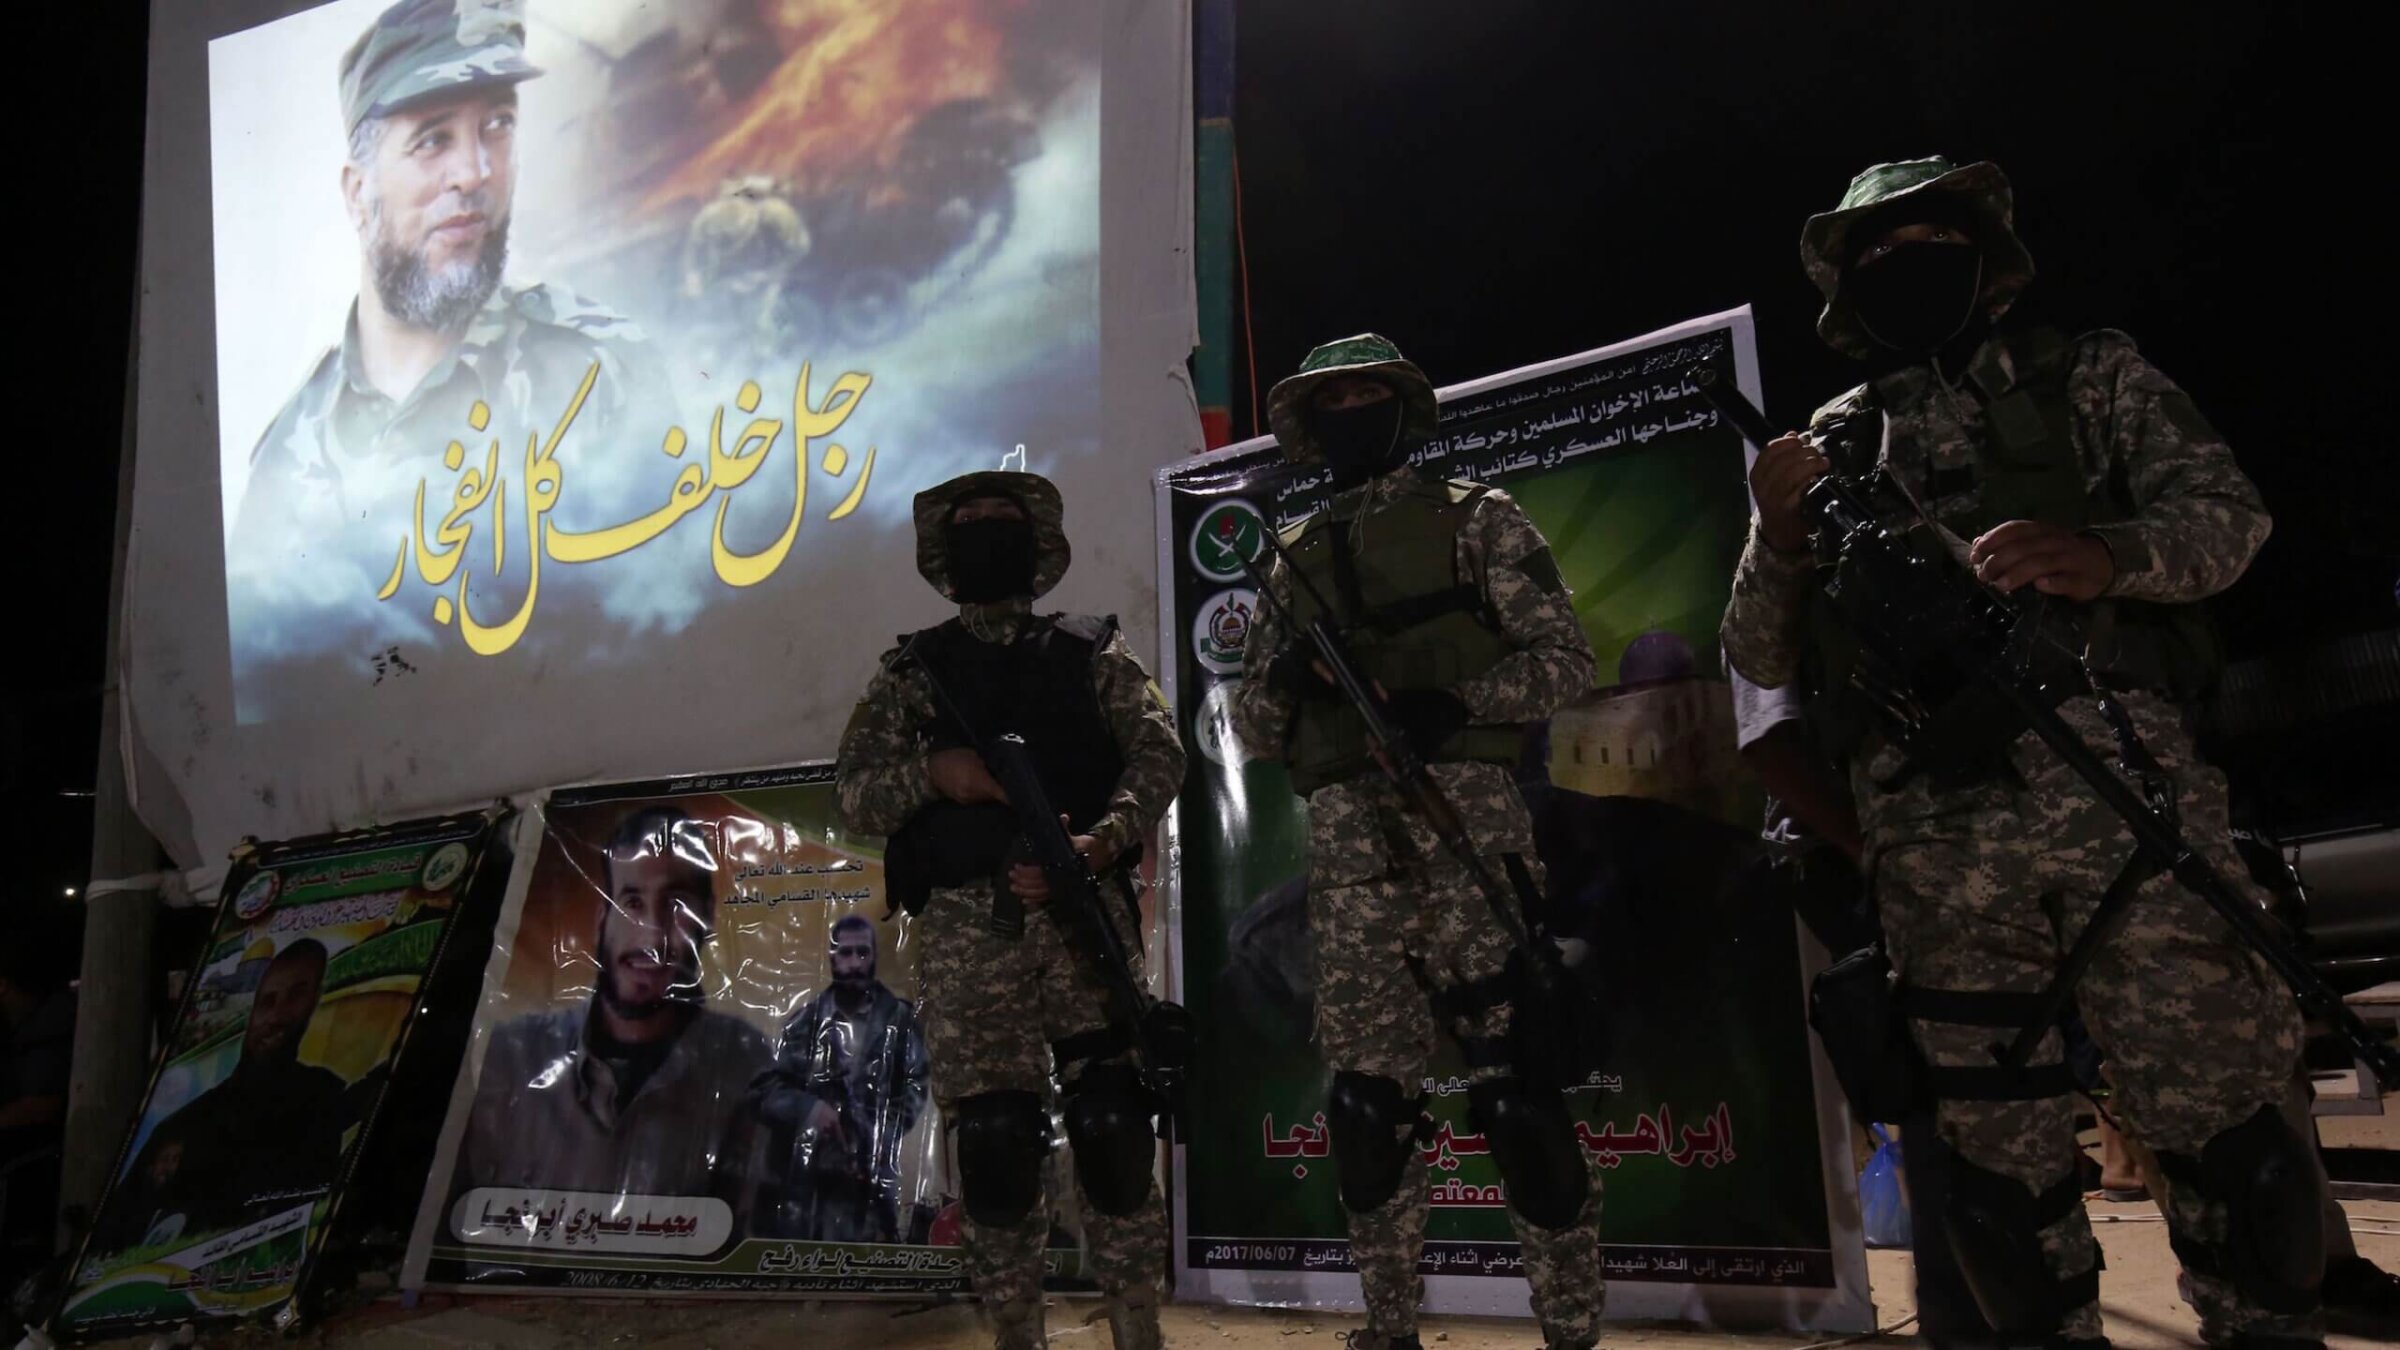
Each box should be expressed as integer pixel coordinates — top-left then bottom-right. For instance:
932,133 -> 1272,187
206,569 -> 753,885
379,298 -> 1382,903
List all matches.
1862,695 -> 2314,1346
1309,769 -> 1605,1346
916,881 -> 1166,1348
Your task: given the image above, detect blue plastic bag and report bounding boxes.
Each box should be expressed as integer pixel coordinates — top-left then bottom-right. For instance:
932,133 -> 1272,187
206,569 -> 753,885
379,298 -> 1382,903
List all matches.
1860,1123 -> 1912,1249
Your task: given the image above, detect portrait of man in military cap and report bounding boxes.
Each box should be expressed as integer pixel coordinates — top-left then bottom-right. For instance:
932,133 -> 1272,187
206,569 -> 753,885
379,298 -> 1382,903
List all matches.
226,0 -> 672,647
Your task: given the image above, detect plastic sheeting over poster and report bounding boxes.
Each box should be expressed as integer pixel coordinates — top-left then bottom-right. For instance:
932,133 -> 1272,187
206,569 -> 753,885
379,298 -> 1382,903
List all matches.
54,810 -> 507,1340
121,0 -> 1200,867
404,766 -> 1099,1296
1156,310 -> 1874,1331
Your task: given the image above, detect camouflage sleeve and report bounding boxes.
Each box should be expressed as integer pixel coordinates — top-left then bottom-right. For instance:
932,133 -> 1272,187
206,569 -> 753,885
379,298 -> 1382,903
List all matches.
1720,523 -> 1817,689
1089,629 -> 1187,863
1453,490 -> 1597,721
834,650 -> 940,838
527,283 -> 680,445
1228,555 -> 1299,760
2072,332 -> 2271,604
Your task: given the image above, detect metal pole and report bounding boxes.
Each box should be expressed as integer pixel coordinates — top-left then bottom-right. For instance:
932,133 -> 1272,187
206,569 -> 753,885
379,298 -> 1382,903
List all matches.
58,262 -> 160,1253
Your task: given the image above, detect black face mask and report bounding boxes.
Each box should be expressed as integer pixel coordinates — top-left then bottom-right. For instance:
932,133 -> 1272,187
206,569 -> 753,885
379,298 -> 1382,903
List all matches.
1313,398 -> 1408,487
946,518 -> 1038,603
1844,241 -> 1985,356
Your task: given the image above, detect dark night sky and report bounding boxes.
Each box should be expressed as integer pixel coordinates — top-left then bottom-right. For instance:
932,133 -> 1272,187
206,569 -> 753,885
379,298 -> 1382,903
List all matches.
14,2 -> 2392,921
15,1 -> 149,925
1231,0 -> 2394,658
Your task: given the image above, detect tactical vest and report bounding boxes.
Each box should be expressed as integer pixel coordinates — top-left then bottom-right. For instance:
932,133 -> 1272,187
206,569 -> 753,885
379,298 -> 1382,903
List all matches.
904,614 -> 1125,831
881,614 -> 1127,916
1809,327 -> 2223,770
1281,478 -> 1524,794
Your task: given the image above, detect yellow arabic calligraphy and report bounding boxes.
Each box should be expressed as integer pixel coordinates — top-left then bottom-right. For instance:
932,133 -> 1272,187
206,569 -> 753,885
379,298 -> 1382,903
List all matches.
379,359 -> 876,656
714,364 -> 873,587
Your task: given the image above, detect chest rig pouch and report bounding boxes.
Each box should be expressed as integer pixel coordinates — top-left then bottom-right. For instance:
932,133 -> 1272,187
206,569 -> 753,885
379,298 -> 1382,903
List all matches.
1955,330 -> 2223,700
883,615 -> 1126,914
1808,333 -> 2099,790
1812,330 -> 2224,790
1282,479 -> 1525,795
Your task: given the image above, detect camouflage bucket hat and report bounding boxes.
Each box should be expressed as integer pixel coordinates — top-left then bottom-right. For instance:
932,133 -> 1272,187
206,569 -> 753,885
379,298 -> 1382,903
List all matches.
1266,334 -> 1440,465
1800,157 -> 2035,357
912,471 -> 1071,600
340,0 -> 544,136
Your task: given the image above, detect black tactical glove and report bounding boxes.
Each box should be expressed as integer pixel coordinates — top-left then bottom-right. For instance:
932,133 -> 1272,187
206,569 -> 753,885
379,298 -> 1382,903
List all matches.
1380,688 -> 1471,754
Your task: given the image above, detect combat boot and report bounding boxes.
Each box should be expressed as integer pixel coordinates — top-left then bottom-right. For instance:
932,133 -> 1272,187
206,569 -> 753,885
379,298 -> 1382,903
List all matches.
1105,1285 -> 1163,1350
991,1293 -> 1047,1349
1340,1329 -> 1422,1350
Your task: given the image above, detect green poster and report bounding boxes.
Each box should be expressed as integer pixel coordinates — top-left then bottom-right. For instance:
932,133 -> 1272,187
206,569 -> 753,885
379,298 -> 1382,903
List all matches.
1159,311 -> 1870,1328
55,812 -> 503,1341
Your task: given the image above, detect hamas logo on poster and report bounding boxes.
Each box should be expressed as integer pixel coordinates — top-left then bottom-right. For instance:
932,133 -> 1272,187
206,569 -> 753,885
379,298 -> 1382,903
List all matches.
1192,589 -> 1256,675
1189,499 -> 1267,584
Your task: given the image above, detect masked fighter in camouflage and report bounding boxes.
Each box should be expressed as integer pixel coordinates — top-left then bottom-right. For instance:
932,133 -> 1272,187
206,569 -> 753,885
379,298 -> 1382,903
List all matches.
1724,158 -> 2327,1349
836,471 -> 1184,1350
1231,337 -> 1606,1350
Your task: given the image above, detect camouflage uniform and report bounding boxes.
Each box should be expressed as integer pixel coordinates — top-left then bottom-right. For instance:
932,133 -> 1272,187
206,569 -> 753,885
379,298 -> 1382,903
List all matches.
1231,339 -> 1606,1350
1723,159 -> 2314,1347
227,0 -> 673,610
231,285 -> 668,571
837,472 -> 1184,1350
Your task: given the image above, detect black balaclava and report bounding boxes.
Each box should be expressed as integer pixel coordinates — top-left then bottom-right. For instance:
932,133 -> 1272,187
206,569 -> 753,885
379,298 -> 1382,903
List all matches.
1841,197 -> 1989,357
1313,386 -> 1409,488
1846,242 -> 1984,356
945,501 -> 1038,603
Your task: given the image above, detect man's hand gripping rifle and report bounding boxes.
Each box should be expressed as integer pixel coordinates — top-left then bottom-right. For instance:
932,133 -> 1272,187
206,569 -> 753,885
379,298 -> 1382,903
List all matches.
1696,368 -> 2399,1090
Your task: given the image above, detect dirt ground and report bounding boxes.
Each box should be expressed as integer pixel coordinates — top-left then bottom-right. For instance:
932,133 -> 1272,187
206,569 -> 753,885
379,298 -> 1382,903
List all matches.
60,1192 -> 2395,1350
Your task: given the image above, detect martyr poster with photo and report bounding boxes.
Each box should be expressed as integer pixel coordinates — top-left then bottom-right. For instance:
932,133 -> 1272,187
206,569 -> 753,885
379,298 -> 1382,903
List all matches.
55,811 -> 505,1339
407,765 -> 1102,1296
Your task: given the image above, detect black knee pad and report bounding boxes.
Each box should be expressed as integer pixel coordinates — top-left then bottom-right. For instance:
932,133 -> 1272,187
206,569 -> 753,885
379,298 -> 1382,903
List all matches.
1325,1071 -> 1424,1214
954,1090 -> 1050,1227
1063,1062 -> 1160,1217
2157,1103 -> 2327,1315
1942,1157 -> 2094,1339
1465,1076 -> 1587,1231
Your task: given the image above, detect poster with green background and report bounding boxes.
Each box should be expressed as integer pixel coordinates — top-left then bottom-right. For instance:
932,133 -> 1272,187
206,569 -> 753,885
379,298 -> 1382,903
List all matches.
56,812 -> 502,1341
1156,310 -> 1871,1330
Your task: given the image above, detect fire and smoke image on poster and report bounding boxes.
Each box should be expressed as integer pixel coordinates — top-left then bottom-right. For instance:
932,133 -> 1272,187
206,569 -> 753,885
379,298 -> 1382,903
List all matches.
408,766 -> 1096,1295
211,0 -> 1100,723
55,815 -> 498,1338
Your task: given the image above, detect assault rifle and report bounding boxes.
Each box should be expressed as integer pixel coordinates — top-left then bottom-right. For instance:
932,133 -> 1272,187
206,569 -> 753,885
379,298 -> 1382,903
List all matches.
1233,528 -> 1606,1083
902,645 -> 1191,1124
1696,367 -> 2399,1089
